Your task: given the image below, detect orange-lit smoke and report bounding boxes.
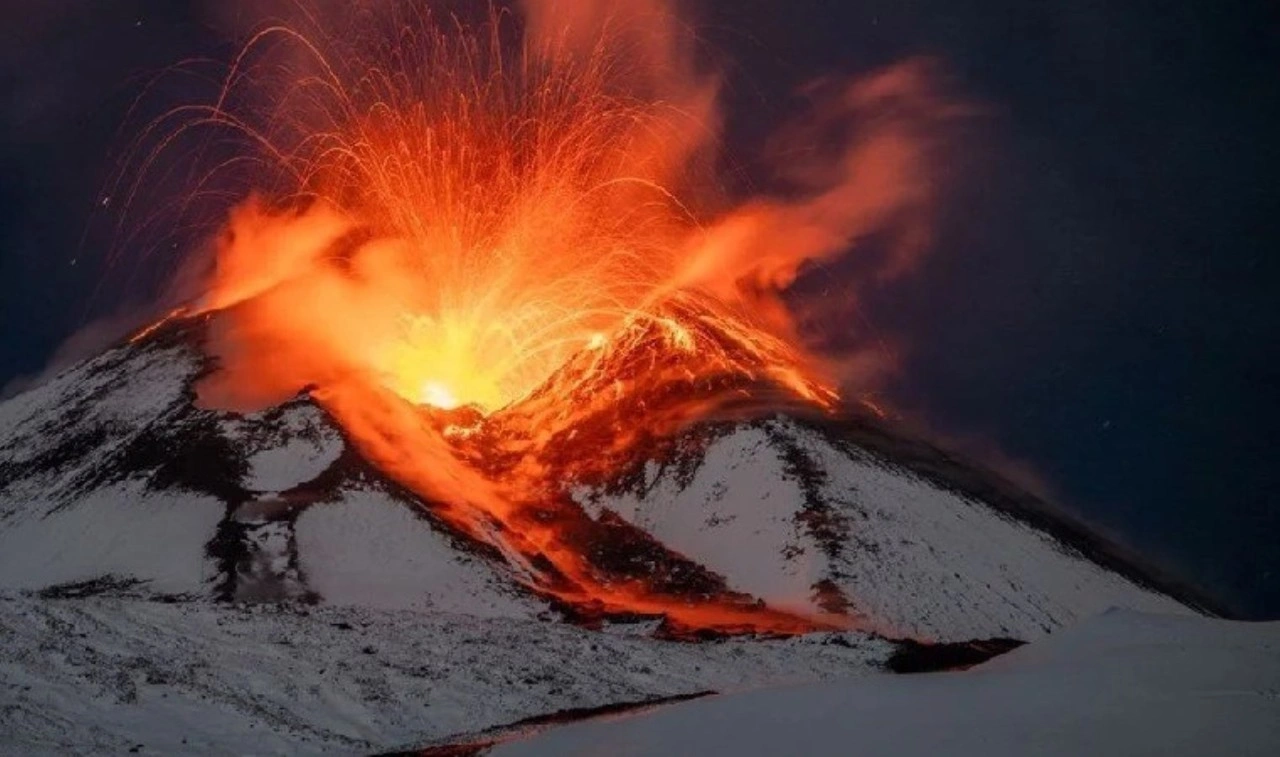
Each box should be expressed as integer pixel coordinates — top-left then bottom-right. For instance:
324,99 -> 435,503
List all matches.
129,1 -> 960,635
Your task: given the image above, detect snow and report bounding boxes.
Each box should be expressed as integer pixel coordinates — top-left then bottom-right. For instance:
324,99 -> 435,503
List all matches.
0,345 -> 193,457
242,440 -> 337,493
0,594 -> 891,755
83,347 -> 198,428
294,488 -> 544,618
0,340 -> 228,596
0,343 -> 200,505
583,420 -> 1188,641
798,425 -> 1191,639
0,483 -> 223,595
493,610 -> 1280,757
579,426 -> 822,613
220,404 -> 344,494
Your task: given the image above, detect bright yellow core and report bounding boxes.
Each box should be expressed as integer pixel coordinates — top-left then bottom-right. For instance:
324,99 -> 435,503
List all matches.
419,380 -> 461,410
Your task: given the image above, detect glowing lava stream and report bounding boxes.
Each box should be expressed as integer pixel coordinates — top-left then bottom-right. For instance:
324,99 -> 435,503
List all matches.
312,375 -> 843,636
121,1 -> 958,636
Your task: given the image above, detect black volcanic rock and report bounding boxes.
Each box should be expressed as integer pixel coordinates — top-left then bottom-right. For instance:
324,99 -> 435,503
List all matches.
886,637 -> 1026,673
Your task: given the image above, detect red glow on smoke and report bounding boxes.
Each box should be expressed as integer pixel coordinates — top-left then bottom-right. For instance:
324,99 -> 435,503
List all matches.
125,1 -> 960,636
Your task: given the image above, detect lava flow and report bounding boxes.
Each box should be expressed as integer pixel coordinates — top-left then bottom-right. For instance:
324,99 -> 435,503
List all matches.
121,1 -> 957,636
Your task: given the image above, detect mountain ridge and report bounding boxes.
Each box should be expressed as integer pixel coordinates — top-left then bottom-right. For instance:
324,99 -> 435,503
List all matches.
0,313 -> 1211,639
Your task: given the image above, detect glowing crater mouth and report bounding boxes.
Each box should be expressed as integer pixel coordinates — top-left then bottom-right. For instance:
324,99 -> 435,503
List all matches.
419,380 -> 461,410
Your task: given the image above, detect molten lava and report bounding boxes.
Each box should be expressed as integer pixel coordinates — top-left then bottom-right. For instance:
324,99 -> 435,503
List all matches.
122,1 -> 958,636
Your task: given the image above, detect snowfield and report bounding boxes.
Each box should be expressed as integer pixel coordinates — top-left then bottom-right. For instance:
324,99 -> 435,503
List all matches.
0,592 -> 891,755
493,610 -> 1280,757
579,420 -> 1189,641
293,488 -> 545,618
0,481 -> 223,595
221,403 -> 344,495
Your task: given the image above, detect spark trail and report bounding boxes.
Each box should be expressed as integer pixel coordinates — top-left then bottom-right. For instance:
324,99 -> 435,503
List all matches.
120,1 -> 958,636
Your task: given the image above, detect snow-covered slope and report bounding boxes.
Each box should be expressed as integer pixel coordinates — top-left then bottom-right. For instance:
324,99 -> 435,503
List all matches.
492,610 -> 1280,757
292,488 -> 541,617
578,420 -> 1189,640
0,319 -> 1201,636
0,592 -> 890,755
0,339 -> 223,595
0,325 -> 539,617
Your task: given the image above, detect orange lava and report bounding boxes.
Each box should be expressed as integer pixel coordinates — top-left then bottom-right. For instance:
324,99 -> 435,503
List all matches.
125,2 -> 957,636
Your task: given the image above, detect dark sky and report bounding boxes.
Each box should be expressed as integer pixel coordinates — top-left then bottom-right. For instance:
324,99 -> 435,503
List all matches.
1,1 -> 1276,617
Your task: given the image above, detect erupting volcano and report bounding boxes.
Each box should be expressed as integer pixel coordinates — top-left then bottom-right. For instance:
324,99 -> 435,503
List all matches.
106,0 -> 959,636
3,3 -> 1260,753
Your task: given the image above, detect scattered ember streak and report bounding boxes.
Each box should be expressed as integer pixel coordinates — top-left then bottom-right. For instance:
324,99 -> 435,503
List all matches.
120,2 -> 958,636
128,307 -> 189,344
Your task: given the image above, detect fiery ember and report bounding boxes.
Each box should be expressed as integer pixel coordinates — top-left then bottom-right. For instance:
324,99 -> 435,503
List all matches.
121,1 -> 958,636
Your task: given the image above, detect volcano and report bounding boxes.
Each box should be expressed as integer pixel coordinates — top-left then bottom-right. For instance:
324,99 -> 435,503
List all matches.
0,314 -> 1232,752
0,4 -> 1239,748
0,315 -> 1209,635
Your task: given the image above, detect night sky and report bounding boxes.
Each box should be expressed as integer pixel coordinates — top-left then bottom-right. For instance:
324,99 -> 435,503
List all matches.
1,1 -> 1276,617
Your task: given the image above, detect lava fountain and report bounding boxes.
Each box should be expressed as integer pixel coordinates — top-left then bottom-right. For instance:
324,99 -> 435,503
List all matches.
118,1 -> 960,636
